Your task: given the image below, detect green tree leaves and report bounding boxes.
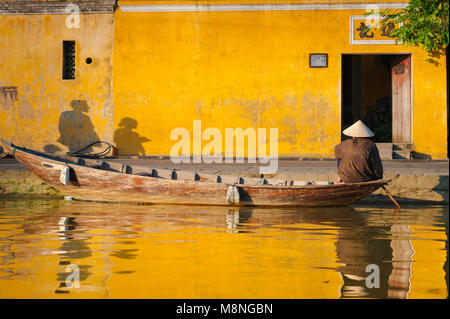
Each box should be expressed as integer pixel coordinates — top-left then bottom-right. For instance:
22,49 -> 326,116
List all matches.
367,0 -> 449,63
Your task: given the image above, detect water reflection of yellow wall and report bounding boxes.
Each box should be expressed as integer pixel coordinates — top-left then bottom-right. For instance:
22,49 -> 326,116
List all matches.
0,204 -> 447,299
106,226 -> 343,298
408,225 -> 448,299
0,222 -> 343,298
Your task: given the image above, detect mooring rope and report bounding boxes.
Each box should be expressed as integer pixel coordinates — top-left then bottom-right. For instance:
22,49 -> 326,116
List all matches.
67,141 -> 115,157
0,141 -> 115,159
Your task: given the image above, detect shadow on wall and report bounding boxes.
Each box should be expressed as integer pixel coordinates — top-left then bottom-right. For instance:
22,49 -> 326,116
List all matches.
113,117 -> 150,156
49,100 -> 100,154
44,144 -> 62,154
412,152 -> 432,160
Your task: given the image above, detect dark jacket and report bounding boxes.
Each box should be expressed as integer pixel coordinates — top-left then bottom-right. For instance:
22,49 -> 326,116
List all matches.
334,138 -> 383,183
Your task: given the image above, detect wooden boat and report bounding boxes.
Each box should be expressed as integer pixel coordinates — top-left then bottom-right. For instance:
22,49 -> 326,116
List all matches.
0,139 -> 390,207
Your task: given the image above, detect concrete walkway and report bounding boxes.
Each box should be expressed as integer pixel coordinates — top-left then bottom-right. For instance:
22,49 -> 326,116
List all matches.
0,157 -> 448,204
107,157 -> 449,176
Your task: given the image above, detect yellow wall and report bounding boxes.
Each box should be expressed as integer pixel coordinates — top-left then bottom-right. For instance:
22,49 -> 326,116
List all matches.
0,1 -> 447,159
0,13 -> 115,154
113,0 -> 447,158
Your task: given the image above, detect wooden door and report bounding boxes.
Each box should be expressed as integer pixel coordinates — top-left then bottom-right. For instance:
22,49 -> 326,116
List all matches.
391,55 -> 411,143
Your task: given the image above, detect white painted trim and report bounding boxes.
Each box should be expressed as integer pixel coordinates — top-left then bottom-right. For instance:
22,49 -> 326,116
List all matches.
409,53 -> 413,144
0,11 -> 111,15
350,15 -> 403,45
119,2 -> 409,13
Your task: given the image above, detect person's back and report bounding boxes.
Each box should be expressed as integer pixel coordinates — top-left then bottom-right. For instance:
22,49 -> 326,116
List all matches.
334,120 -> 383,183
334,137 -> 383,183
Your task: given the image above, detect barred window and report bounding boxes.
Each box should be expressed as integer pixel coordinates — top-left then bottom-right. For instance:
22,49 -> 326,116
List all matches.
62,41 -> 76,80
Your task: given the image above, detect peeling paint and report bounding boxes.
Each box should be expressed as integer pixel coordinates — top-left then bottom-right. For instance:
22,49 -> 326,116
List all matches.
0,2 -> 447,159
0,87 -> 18,110
112,5 -> 446,158
0,13 -> 115,153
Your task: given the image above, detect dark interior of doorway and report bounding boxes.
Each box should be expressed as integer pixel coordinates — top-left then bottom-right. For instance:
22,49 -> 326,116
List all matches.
342,54 -> 398,142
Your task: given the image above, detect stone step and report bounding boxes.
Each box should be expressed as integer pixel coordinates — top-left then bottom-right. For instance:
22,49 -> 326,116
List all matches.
376,143 -> 393,160
393,143 -> 414,151
393,150 -> 412,160
392,143 -> 413,160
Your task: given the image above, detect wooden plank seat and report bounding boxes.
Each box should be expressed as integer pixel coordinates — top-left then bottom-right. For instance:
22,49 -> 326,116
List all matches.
64,157 -> 304,186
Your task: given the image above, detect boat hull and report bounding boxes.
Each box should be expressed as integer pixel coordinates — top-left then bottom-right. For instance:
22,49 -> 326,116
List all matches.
2,141 -> 388,207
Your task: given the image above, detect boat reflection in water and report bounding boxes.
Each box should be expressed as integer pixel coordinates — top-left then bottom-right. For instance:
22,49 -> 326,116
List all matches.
54,216 -> 108,296
334,210 -> 415,298
0,201 -> 447,298
225,206 -> 418,298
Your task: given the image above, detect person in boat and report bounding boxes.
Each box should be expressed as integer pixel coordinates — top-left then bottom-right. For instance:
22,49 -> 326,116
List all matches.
334,120 -> 383,183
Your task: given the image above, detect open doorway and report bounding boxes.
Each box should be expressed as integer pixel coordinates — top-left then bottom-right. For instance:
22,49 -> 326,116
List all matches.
341,54 -> 411,144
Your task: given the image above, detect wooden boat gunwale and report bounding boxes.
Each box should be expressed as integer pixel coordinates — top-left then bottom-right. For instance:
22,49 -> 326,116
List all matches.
0,139 -> 391,206
1,139 -> 390,189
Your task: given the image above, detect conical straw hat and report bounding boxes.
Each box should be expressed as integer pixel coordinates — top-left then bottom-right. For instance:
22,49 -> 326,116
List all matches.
342,120 -> 375,137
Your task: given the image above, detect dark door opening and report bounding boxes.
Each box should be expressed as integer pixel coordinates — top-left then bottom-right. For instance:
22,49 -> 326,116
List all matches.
341,54 -> 411,143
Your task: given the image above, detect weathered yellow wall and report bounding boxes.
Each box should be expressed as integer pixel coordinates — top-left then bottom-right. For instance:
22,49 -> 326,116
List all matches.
113,7 -> 343,157
0,1 -> 447,159
412,57 -> 448,159
113,0 -> 447,158
0,13 -> 115,154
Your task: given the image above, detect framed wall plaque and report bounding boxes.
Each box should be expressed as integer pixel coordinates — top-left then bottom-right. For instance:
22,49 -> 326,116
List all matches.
309,54 -> 328,68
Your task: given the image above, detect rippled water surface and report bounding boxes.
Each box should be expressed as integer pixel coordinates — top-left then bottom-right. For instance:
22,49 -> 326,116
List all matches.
0,200 -> 447,299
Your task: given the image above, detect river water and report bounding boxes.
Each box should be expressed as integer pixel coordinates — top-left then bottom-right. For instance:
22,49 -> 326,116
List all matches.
0,200 -> 447,299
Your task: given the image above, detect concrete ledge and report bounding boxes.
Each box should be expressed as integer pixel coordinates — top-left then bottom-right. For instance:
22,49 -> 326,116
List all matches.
0,170 -> 62,199
373,174 -> 448,204
1,169 -> 447,204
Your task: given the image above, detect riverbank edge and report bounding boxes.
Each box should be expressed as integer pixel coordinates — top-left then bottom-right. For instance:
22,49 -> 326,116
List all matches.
0,169 -> 447,204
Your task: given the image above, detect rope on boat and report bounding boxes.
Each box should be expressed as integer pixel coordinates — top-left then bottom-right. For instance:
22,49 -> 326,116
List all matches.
68,141 -> 115,157
226,185 -> 240,205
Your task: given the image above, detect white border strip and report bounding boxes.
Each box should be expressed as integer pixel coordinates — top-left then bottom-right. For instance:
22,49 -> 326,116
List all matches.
350,15 -> 403,44
119,2 -> 408,13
